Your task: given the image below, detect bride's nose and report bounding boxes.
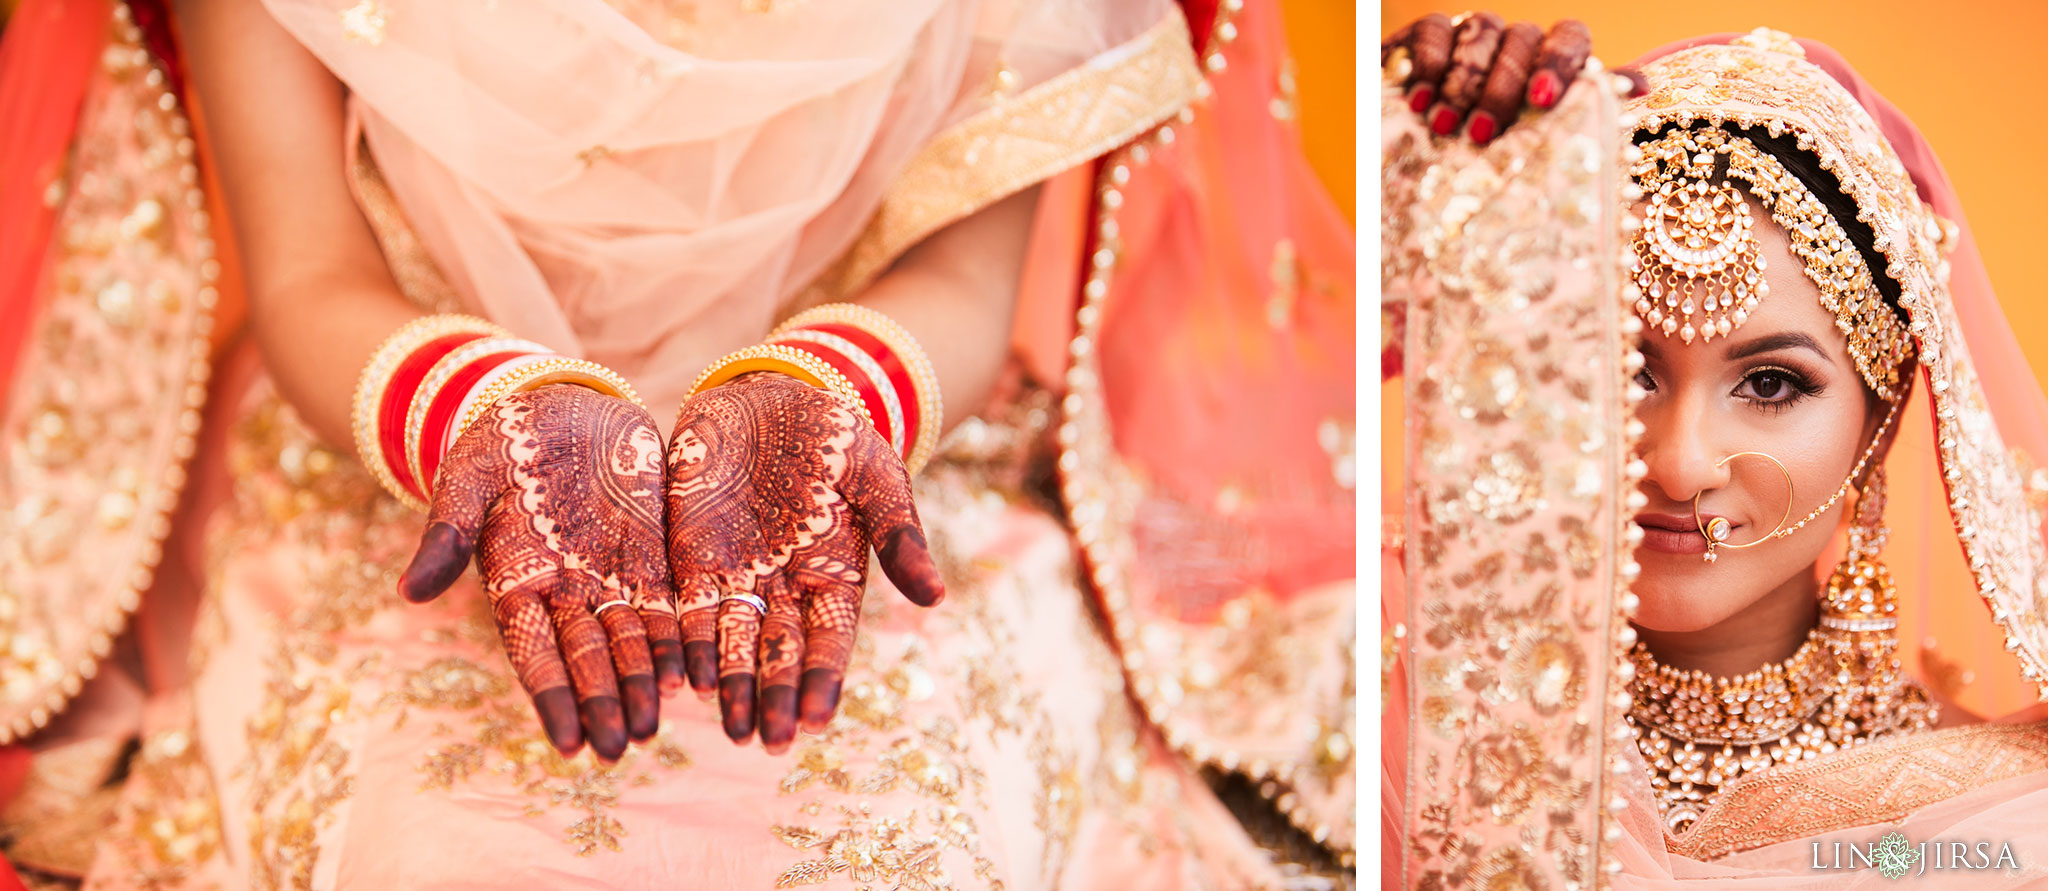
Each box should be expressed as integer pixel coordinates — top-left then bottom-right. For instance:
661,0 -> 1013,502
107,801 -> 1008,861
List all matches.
1637,391 -> 1730,503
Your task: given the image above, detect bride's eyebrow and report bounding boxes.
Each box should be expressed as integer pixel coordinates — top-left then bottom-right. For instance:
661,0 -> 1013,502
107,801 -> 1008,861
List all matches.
1724,331 -> 1826,361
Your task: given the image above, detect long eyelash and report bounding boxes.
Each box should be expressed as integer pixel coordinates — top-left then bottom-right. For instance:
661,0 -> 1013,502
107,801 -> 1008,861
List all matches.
1746,365 -> 1824,415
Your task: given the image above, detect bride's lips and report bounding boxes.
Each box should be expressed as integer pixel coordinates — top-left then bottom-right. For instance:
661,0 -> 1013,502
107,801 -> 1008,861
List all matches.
1633,512 -> 1730,556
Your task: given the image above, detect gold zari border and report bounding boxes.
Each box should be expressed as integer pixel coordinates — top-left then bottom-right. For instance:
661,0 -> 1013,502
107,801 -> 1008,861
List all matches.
803,9 -> 1203,303
1670,721 -> 2048,861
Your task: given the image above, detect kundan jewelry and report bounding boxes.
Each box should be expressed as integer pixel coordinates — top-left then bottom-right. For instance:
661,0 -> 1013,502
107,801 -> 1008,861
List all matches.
1629,127 -> 1915,401
1632,464 -> 1936,834
1694,451 -> 1792,563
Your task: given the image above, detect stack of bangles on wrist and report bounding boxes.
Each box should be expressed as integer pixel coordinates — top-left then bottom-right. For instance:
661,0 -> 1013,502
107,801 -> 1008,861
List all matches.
351,314 -> 642,511
691,303 -> 943,476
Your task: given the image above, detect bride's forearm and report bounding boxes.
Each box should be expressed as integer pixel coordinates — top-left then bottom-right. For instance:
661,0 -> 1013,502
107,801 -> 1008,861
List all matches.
179,0 -> 421,450
843,185 -> 1041,434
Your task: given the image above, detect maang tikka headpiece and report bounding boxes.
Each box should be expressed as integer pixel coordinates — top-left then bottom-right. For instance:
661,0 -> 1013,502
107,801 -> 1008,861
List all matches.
1628,126 -> 1915,401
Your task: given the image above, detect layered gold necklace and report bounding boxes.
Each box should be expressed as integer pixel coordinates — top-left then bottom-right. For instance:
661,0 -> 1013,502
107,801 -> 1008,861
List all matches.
1625,585 -> 1939,834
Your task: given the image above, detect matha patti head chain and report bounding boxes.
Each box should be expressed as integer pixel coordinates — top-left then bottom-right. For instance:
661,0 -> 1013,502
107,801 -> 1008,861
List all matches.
1628,126 -> 1914,403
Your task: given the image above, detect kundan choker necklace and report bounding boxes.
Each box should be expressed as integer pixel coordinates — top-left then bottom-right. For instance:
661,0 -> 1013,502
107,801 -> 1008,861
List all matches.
1625,609 -> 1937,834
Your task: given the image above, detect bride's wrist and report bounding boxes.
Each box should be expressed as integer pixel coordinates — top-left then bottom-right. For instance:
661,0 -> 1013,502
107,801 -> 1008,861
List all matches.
351,314 -> 641,509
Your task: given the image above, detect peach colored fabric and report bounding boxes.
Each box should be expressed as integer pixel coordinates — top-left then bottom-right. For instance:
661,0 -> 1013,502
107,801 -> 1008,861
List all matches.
83,373 -> 1283,888
261,0 -> 1175,417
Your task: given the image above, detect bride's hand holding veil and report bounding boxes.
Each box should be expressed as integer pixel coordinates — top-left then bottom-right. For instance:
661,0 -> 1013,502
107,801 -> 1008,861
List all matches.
1381,12 -> 1645,144
396,384 -> 684,763
664,371 -> 946,754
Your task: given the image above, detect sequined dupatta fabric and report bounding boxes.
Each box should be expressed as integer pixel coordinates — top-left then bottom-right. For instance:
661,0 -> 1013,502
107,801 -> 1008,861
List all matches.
1037,0 -> 1359,864
1383,67 -> 1639,887
259,0 -> 1200,415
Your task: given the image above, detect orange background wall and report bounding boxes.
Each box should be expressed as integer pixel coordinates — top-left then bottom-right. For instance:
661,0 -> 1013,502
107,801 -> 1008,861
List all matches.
1281,0 -> 1357,221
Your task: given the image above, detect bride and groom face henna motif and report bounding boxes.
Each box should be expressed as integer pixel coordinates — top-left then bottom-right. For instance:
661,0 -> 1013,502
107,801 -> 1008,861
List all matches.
666,372 -> 944,753
398,385 -> 679,762
398,374 -> 944,760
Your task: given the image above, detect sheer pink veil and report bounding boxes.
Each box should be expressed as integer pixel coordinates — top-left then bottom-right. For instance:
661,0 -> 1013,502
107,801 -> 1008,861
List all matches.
257,0 -> 1179,415
1630,34 -> 2048,719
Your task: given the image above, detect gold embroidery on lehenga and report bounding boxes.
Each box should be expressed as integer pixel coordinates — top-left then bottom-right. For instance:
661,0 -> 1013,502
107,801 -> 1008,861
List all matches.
0,0 -> 218,744
101,728 -> 227,890
773,805 -> 959,890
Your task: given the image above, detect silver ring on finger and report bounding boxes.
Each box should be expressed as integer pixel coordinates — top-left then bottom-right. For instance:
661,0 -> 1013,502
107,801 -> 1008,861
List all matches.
594,599 -> 635,619
720,591 -> 768,615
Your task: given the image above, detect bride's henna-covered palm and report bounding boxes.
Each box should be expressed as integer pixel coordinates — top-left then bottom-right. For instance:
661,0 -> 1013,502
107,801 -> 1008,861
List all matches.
397,385 -> 683,761
666,373 -> 945,753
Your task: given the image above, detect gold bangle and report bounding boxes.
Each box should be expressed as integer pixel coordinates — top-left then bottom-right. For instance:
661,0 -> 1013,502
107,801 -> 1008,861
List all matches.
452,357 -> 644,447
772,303 -> 943,475
351,314 -> 506,512
688,343 -> 875,431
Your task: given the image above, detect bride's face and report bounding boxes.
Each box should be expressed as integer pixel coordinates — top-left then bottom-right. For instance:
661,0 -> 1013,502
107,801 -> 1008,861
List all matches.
1628,192 -> 1888,632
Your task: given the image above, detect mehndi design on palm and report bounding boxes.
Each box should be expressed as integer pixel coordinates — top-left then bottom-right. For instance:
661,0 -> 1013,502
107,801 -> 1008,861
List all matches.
398,385 -> 682,761
666,373 -> 944,753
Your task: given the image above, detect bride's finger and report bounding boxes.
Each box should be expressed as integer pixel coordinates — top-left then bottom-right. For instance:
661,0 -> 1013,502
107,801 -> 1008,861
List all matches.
399,410 -> 512,603
1398,13 -> 1454,113
1426,11 -> 1504,137
552,576 -> 627,762
1468,21 -> 1542,145
715,595 -> 764,743
491,587 -> 582,754
793,551 -> 864,733
634,583 -> 685,697
841,448 -> 944,607
595,597 -> 658,742
1527,20 -> 1591,110
754,572 -> 805,754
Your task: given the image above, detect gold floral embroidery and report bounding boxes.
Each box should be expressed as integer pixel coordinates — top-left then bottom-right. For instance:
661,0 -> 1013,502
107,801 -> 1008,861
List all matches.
1387,65 -> 1631,886
100,728 -> 226,890
340,0 -> 387,46
0,0 -> 218,744
772,805 -> 972,890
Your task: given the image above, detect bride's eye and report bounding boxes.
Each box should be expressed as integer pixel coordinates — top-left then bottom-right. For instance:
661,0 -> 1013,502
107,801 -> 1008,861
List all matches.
1633,367 -> 1656,392
1735,366 -> 1819,410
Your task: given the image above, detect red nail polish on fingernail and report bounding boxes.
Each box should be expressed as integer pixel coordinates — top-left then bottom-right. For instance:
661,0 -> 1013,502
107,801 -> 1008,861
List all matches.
1408,84 -> 1435,114
1530,71 -> 1559,108
1429,105 -> 1460,136
1467,112 -> 1497,145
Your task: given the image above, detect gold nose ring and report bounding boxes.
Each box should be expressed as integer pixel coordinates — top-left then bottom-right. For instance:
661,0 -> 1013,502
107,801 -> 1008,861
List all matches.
1693,451 -> 1793,563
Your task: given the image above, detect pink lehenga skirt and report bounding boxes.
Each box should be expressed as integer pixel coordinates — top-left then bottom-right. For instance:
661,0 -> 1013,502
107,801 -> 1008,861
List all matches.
83,376 -> 1280,890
